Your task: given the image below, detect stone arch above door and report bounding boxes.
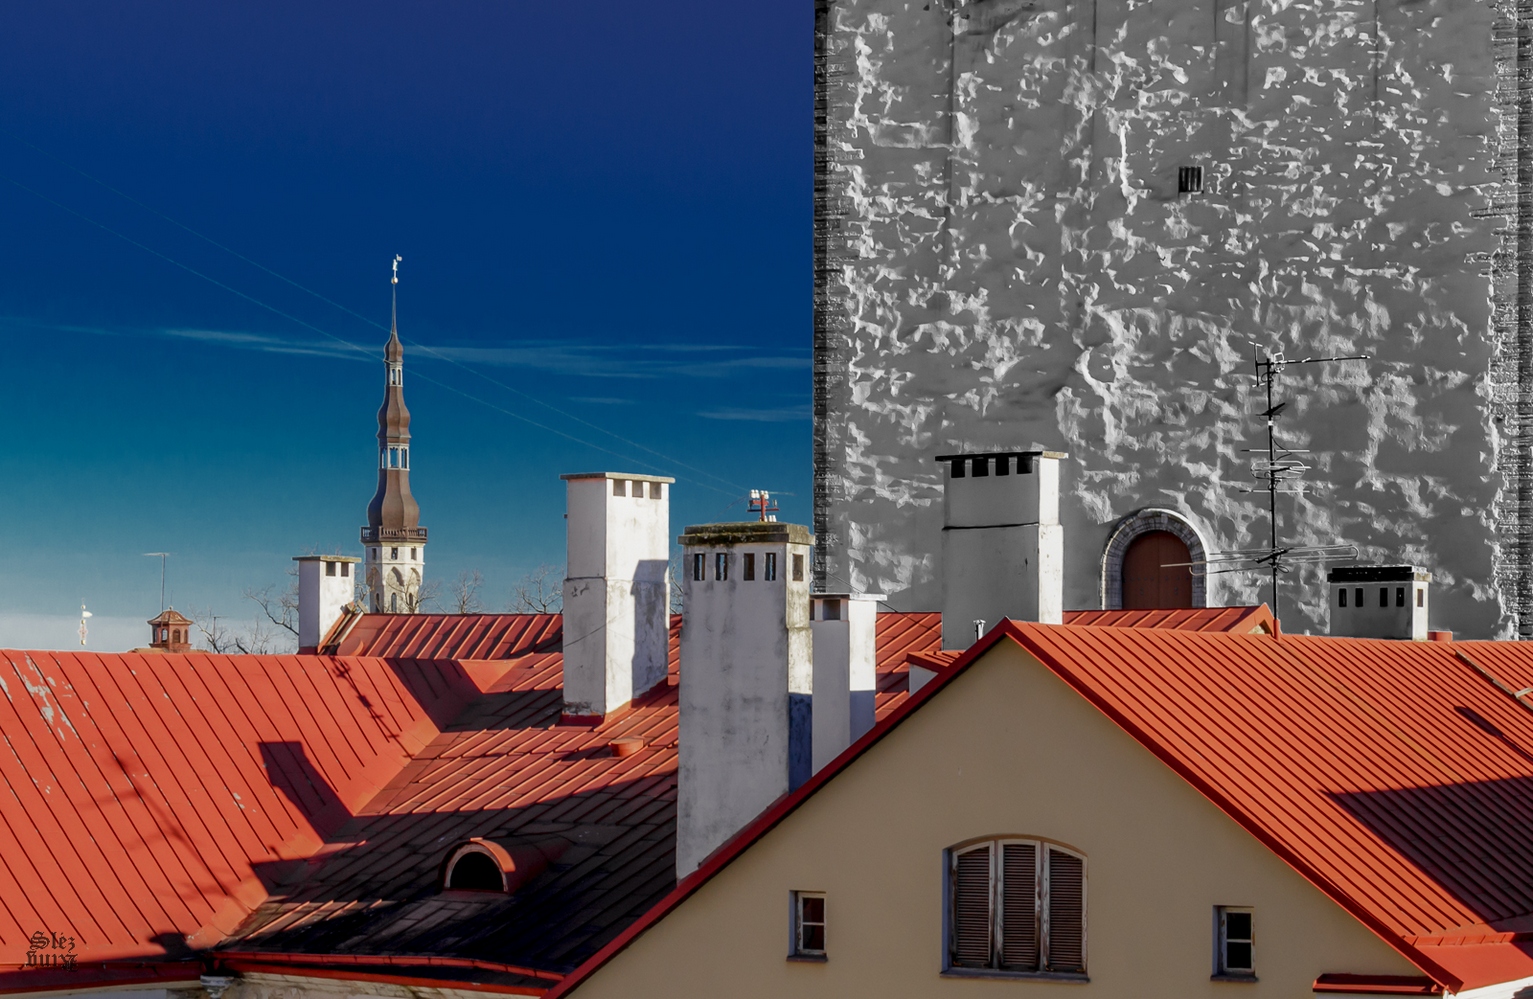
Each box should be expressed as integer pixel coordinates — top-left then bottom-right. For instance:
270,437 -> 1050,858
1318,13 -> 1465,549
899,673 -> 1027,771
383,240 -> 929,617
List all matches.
1100,509 -> 1209,610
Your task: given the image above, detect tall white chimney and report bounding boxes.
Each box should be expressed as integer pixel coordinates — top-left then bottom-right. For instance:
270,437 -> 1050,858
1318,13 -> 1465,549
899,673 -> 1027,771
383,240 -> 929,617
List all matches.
1327,566 -> 1431,640
810,592 -> 881,773
560,473 -> 675,719
294,555 -> 360,652
939,450 -> 1066,649
677,521 -> 813,877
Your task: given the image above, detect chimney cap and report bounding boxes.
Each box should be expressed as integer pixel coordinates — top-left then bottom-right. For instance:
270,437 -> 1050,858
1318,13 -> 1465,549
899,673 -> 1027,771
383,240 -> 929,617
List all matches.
1326,565 -> 1431,583
934,449 -> 1068,464
292,554 -> 362,563
678,522 -> 813,547
560,471 -> 677,484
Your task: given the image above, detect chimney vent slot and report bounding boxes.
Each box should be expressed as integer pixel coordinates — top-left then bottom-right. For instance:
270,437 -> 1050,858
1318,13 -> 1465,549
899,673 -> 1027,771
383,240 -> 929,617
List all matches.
972,457 -> 989,477
613,479 -> 626,497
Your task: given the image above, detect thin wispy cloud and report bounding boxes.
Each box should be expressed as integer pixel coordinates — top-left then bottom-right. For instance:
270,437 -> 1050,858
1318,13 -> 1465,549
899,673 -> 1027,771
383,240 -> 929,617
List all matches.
698,405 -> 810,423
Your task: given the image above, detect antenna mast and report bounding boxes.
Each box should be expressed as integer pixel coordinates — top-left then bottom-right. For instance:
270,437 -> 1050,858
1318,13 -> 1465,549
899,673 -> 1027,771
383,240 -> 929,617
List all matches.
391,254 -> 402,332
1182,349 -> 1368,622
143,552 -> 170,610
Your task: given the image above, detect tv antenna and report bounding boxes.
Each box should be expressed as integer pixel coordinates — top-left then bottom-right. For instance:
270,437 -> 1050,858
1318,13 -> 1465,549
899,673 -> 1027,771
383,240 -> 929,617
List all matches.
143,552 -> 170,611
1179,347 -> 1368,621
747,489 -> 780,522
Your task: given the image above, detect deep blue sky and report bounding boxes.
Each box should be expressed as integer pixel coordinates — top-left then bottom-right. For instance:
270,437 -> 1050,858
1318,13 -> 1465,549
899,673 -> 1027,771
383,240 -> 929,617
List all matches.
0,1 -> 809,648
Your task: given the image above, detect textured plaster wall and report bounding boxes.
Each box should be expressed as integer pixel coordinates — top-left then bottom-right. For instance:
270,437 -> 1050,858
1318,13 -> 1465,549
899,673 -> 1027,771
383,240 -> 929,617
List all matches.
814,0 -> 1514,635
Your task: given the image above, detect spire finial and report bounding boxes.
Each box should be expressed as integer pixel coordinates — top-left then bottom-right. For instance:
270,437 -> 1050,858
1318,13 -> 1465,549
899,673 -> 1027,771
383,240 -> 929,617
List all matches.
391,254 -> 402,334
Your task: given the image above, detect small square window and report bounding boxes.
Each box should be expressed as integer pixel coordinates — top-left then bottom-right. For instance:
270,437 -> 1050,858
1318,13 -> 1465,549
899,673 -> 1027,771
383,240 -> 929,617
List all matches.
613,479 -> 626,497
764,552 -> 778,581
341,562 -> 350,578
792,892 -> 826,958
971,457 -> 989,477
411,547 -> 418,560
792,554 -> 804,581
715,553 -> 729,582
1216,907 -> 1254,977
1338,589 -> 1347,608
691,553 -> 705,582
326,561 -> 337,577
391,547 -> 400,560
950,459 -> 965,479
650,481 -> 664,499
824,598 -> 841,621
743,553 -> 756,581
1179,165 -> 1204,194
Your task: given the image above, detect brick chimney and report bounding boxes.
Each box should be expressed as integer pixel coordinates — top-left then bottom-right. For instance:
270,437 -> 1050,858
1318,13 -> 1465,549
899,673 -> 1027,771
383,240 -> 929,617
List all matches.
938,450 -> 1065,649
810,592 -> 881,773
1327,566 -> 1431,640
560,473 -> 674,720
294,555 -> 360,652
677,521 -> 813,877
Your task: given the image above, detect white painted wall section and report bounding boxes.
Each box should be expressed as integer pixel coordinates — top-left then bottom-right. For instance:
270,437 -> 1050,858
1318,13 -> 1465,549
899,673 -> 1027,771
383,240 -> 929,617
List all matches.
561,472 -> 674,718
677,521 -> 814,877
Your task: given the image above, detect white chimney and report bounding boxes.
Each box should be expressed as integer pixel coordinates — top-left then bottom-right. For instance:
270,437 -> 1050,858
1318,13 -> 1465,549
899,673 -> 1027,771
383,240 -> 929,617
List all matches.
560,473 -> 675,719
677,521 -> 813,877
810,592 -> 881,772
939,450 -> 1066,649
1327,566 -> 1431,640
294,555 -> 360,651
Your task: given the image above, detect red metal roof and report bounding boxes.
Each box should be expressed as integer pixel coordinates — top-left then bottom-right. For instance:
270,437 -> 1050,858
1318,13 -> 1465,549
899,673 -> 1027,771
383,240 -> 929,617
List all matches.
1062,605 -> 1275,633
0,612 -> 940,988
549,623 -> 1533,997
327,614 -> 563,659
0,649 -> 474,966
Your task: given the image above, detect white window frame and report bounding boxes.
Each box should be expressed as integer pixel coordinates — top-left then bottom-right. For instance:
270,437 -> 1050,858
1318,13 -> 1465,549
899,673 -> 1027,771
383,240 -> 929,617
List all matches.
790,891 -> 826,959
945,838 -> 1087,979
1215,906 -> 1255,979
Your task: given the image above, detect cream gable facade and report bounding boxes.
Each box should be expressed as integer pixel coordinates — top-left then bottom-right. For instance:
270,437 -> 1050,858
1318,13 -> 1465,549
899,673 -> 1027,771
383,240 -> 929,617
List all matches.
567,639 -> 1418,998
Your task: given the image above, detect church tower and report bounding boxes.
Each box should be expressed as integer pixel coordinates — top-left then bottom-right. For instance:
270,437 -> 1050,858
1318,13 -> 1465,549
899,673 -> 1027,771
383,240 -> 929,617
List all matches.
362,256 -> 427,613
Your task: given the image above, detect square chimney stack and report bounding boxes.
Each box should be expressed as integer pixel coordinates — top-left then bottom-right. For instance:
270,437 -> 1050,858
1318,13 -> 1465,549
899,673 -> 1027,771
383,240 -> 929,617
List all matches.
294,555 -> 360,652
938,450 -> 1066,649
1327,565 -> 1431,641
677,521 -> 813,877
561,473 -> 675,720
810,592 -> 882,773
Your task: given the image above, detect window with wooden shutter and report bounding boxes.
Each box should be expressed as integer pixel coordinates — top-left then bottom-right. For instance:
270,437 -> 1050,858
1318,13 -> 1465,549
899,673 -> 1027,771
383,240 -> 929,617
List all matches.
946,839 -> 1086,978
999,842 -> 1039,970
951,845 -> 993,968
1045,847 -> 1086,973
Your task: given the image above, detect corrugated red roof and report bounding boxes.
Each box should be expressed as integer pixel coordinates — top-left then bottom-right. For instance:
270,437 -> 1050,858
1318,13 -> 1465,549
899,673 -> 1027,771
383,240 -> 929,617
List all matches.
0,649 -> 472,965
328,614 -> 562,659
0,612 -> 942,987
548,623 -> 1533,997
1062,605 -> 1274,633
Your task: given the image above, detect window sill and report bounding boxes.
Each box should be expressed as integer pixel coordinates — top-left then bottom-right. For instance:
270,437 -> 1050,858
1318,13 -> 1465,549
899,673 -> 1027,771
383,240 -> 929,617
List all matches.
1212,974 -> 1259,983
942,969 -> 1089,983
787,954 -> 827,964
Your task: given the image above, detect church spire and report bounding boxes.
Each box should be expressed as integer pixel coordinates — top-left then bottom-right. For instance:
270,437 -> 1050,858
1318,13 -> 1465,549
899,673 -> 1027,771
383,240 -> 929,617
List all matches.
362,255 -> 428,613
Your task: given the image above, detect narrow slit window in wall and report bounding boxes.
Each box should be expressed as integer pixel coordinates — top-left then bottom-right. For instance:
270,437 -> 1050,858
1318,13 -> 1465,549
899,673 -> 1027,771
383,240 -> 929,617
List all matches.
715,553 -> 729,582
692,553 -> 705,582
764,552 -> 778,581
1179,166 -> 1204,194
792,554 -> 804,581
743,553 -> 756,581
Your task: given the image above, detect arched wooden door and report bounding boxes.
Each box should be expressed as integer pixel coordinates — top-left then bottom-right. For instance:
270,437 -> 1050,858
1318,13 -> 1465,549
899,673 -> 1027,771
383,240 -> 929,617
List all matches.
1121,530 -> 1193,609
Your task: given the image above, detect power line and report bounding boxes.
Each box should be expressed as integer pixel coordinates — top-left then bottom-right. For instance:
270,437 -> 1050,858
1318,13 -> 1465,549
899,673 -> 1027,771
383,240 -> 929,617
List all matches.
0,127 -> 759,495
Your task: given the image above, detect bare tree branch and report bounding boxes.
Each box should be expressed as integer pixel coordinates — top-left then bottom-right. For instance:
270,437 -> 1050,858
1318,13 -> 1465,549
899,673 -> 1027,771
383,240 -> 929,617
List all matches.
669,552 -> 684,615
510,564 -> 564,614
447,569 -> 485,614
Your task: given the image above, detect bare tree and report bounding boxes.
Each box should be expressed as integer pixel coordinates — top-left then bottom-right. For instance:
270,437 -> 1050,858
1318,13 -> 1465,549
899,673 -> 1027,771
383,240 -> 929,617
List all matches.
405,578 -> 441,613
669,552 -> 684,615
510,563 -> 564,613
244,562 -> 300,637
186,606 -> 295,655
446,569 -> 485,614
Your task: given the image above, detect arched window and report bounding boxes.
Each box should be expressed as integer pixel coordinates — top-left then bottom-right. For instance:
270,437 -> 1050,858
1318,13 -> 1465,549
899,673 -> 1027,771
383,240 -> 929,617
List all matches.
947,838 -> 1086,977
1100,509 -> 1209,610
446,850 -> 504,891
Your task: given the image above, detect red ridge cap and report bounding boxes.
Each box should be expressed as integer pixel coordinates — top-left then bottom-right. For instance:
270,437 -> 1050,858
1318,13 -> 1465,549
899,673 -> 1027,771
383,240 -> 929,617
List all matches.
214,951 -> 562,982
1314,974 -> 1441,994
0,961 -> 201,995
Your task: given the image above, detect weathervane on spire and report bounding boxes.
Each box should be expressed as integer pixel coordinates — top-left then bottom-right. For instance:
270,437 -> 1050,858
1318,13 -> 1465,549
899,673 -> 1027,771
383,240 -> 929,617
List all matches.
391,254 -> 402,332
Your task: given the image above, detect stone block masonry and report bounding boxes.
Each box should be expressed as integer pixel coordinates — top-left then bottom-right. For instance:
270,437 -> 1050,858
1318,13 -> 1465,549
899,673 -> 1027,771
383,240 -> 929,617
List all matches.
814,0 -> 1533,636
